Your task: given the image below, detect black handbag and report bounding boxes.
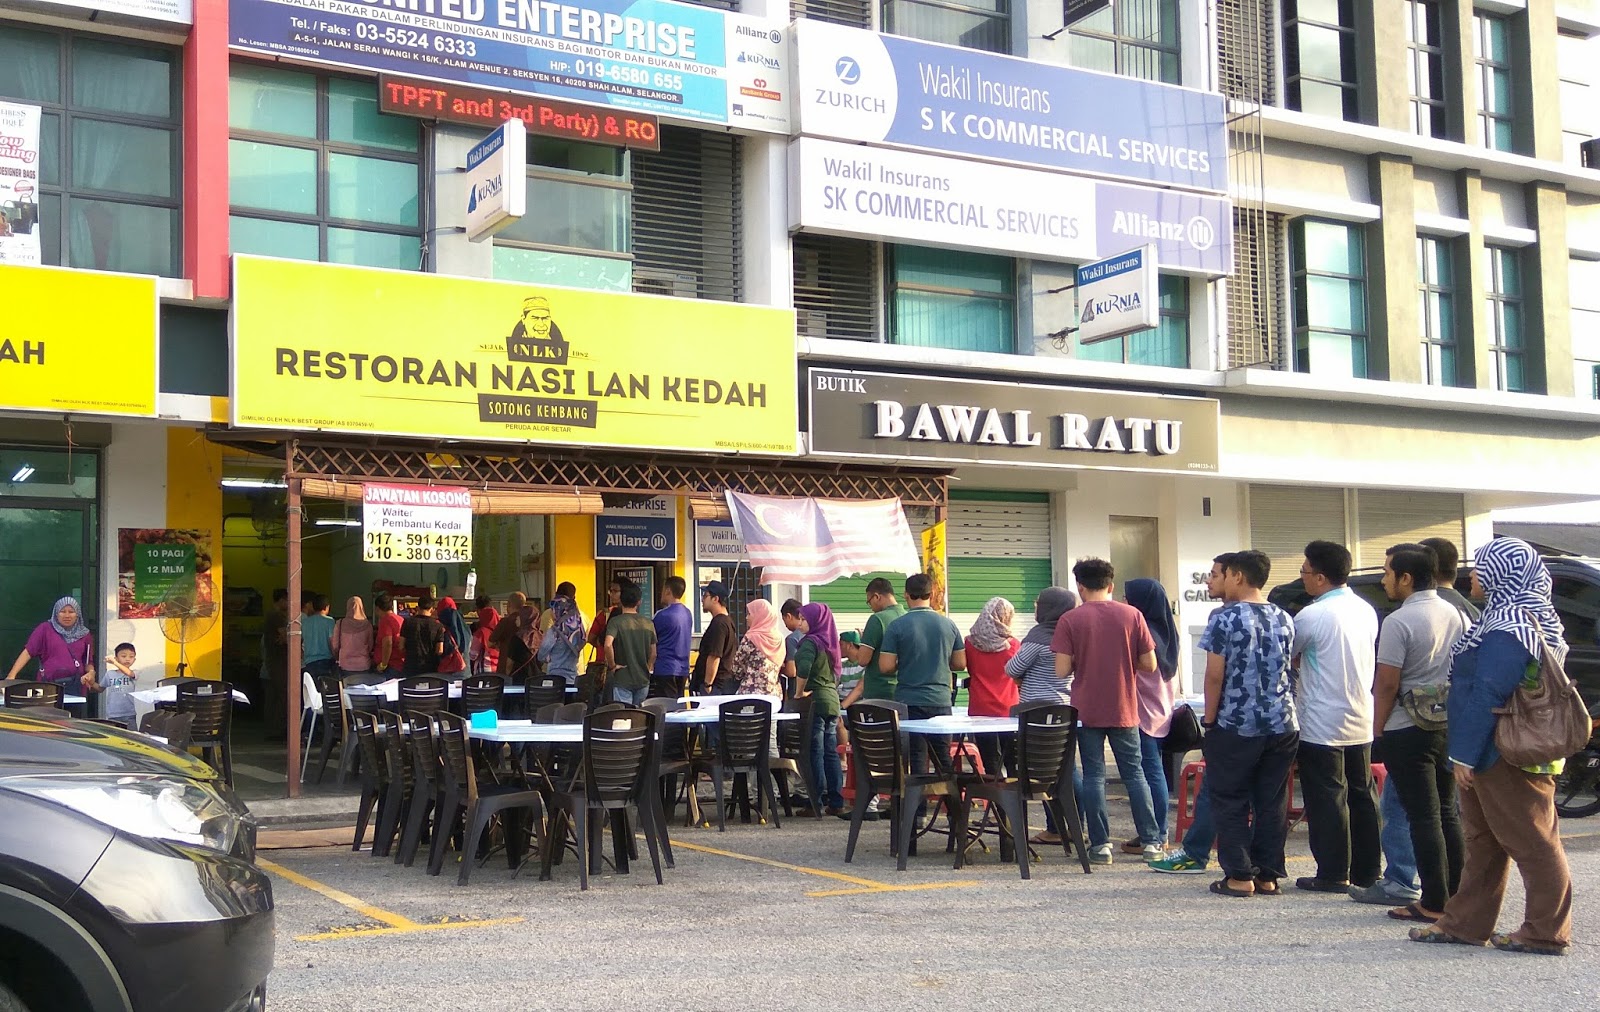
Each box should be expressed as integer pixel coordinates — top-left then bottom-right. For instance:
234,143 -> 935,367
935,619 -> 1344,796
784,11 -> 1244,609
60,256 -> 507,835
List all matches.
1162,703 -> 1204,753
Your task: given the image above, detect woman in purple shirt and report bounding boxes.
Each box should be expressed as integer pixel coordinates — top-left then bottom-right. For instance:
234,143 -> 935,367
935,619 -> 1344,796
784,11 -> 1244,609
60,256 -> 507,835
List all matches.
5,596 -> 94,687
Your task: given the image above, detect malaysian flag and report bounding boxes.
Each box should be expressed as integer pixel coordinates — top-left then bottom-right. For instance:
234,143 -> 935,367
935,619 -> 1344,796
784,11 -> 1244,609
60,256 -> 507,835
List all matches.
725,492 -> 921,586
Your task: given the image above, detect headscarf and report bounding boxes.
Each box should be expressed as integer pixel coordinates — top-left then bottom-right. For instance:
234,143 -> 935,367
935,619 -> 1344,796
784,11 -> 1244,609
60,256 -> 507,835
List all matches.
968,597 -> 1015,653
50,596 -> 89,644
1022,587 -> 1078,647
438,597 -> 471,657
344,596 -> 367,623
476,605 -> 501,639
518,602 -> 543,651
547,593 -> 586,653
799,602 -> 841,675
1451,538 -> 1566,663
744,599 -> 786,664
1125,578 -> 1180,681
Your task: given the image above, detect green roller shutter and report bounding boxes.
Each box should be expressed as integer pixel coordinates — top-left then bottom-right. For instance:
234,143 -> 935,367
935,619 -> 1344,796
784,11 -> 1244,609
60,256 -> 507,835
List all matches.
947,494 -> 1053,637
948,557 -> 1054,617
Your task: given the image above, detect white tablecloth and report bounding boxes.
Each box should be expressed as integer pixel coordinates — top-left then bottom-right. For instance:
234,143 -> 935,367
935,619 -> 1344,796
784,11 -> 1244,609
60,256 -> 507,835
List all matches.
901,715 -> 1018,735
467,720 -> 583,743
344,680 -> 531,703
666,708 -> 799,726
130,686 -> 251,705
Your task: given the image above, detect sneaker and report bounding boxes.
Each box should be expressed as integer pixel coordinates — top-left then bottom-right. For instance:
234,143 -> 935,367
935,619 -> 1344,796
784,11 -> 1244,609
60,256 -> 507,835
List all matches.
1142,844 -> 1167,862
1090,844 -> 1114,866
1349,881 -> 1422,905
1149,853 -> 1208,874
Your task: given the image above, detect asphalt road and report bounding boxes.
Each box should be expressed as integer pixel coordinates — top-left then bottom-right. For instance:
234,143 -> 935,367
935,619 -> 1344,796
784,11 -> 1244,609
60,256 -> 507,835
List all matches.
260,804 -> 1600,1011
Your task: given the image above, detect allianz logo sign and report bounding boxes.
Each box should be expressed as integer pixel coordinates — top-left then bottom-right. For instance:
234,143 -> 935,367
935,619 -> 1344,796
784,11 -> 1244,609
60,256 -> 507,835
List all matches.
1110,211 -> 1217,252
1080,291 -> 1141,323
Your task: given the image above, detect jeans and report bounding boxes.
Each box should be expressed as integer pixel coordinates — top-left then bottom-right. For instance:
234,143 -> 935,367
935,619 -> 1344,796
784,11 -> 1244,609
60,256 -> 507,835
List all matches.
610,684 -> 649,706
1297,741 -> 1382,886
1203,727 -> 1299,882
1376,726 -> 1465,912
808,712 -> 844,810
905,704 -> 952,775
1181,781 -> 1214,863
1139,730 -> 1170,842
1078,726 -> 1161,849
1379,778 -> 1420,893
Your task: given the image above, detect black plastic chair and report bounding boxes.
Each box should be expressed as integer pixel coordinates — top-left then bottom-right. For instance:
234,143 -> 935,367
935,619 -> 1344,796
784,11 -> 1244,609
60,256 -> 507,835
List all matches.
843,702 -> 966,871
306,675 -> 350,785
775,695 -> 821,819
350,710 -> 386,853
639,698 -> 685,863
371,710 -> 412,859
176,681 -> 235,785
685,700 -> 782,832
959,702 -> 1092,878
397,676 -> 449,718
460,675 -> 504,716
525,674 -> 568,714
157,675 -> 202,687
431,712 -> 546,885
538,707 -> 666,890
3,681 -> 63,709
397,713 -> 442,868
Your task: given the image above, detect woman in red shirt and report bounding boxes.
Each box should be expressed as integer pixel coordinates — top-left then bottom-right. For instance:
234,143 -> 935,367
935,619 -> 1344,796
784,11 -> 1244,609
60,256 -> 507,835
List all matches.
965,596 -> 1020,778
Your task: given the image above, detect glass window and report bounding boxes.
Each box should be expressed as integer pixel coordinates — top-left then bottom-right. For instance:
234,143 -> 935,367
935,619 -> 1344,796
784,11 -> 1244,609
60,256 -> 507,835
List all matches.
1474,11 -> 1516,152
1076,275 -> 1189,367
1068,0 -> 1180,83
228,63 -> 422,270
493,137 -> 632,264
1284,0 -> 1359,121
0,24 -> 180,275
1417,235 -> 1458,386
1407,1 -> 1448,138
882,0 -> 1010,54
888,245 -> 1015,354
1485,246 -> 1525,392
1291,219 -> 1369,378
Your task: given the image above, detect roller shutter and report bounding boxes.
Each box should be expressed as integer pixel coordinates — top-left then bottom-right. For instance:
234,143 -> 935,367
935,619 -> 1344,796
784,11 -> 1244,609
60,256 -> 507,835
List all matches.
1248,485 -> 1347,590
1353,490 -> 1467,569
947,493 -> 1053,639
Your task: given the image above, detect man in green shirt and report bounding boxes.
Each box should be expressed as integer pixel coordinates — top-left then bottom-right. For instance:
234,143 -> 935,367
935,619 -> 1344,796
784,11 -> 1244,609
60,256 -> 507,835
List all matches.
880,573 -> 965,774
842,577 -> 906,709
603,582 -> 657,706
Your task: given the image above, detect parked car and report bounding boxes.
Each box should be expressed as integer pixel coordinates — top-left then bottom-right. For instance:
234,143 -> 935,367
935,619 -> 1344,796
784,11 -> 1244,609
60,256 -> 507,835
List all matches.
1268,556 -> 1600,707
0,712 -> 272,1012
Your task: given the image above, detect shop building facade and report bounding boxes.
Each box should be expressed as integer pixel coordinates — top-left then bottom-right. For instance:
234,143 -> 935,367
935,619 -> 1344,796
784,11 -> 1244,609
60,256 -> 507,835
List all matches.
3,0 -> 1600,779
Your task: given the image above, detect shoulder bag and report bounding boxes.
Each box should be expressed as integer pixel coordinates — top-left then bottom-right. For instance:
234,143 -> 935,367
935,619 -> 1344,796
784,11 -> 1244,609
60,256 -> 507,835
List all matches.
1161,703 -> 1204,754
437,627 -> 467,675
1399,684 -> 1449,731
1491,618 -> 1592,767
578,644 -> 608,708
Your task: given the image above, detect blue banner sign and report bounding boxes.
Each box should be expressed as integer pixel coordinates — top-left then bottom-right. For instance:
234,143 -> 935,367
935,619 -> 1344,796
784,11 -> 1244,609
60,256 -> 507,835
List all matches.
793,18 -> 1226,193
229,0 -> 791,133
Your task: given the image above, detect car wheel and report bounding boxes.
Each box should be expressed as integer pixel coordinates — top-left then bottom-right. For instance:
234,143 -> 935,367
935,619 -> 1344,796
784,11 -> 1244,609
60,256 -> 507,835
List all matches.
0,979 -> 33,1012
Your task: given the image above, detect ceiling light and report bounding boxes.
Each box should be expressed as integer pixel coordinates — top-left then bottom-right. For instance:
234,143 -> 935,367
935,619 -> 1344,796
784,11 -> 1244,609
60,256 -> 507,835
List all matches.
221,478 -> 288,489
313,518 -> 361,527
10,465 -> 35,482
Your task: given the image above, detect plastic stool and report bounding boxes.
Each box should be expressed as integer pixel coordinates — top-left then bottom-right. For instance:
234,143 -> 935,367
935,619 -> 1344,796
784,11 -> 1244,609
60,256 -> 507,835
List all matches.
1174,760 -> 1206,840
1371,762 -> 1388,797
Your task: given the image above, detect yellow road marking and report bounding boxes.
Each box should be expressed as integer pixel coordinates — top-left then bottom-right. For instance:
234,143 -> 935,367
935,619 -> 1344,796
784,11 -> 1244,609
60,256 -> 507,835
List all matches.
805,882 -> 980,897
665,837 -> 889,889
258,858 -> 525,941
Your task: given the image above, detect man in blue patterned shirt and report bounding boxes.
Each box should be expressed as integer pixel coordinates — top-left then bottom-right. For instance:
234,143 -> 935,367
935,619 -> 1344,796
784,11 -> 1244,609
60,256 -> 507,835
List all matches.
1199,550 -> 1299,898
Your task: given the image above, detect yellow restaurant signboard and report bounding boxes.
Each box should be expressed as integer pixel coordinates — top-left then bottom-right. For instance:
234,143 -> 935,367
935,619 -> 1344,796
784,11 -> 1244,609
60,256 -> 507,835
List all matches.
230,256 -> 798,455
0,263 -> 159,417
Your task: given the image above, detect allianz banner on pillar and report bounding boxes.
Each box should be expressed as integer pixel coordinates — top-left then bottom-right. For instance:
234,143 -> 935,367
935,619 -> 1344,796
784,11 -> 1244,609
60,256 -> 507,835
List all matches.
230,256 -> 798,455
807,368 -> 1219,474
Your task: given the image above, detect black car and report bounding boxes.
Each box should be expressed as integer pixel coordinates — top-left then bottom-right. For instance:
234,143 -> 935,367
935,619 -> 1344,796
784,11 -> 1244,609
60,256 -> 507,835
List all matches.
0,712 -> 273,1012
1268,556 -> 1600,706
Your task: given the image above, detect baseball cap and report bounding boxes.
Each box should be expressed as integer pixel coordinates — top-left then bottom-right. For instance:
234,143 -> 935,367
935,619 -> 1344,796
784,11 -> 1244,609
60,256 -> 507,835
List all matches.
702,580 -> 729,602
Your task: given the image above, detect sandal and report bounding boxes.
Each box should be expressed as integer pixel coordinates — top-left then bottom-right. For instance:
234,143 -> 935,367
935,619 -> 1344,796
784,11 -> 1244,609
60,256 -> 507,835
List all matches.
1388,903 -> 1440,923
1209,878 -> 1254,898
1253,878 -> 1282,896
1030,831 -> 1062,845
1408,926 -> 1481,946
1489,933 -> 1568,956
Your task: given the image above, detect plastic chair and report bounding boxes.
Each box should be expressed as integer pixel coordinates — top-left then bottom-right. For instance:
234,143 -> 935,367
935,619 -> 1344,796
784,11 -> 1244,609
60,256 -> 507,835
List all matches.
3,681 -> 63,709
397,713 -> 442,868
298,671 -> 323,783
460,675 -> 504,717
176,681 -> 235,785
842,702 -> 966,871
776,695 -> 820,819
642,697 -> 692,835
538,707 -> 667,890
959,702 -> 1092,878
307,675 -> 353,785
370,710 -> 412,859
397,676 -> 449,718
431,712 -> 546,885
350,711 -> 387,853
525,674 -> 568,714
686,700 -> 782,832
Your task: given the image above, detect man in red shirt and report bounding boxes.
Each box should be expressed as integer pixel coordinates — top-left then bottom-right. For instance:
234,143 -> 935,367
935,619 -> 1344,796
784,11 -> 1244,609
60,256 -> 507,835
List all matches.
372,591 -> 406,676
1053,558 -> 1163,865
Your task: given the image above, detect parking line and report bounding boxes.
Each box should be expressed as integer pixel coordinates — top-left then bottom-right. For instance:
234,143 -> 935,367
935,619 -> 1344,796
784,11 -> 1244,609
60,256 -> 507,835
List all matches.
258,858 -> 524,941
662,837 -> 981,898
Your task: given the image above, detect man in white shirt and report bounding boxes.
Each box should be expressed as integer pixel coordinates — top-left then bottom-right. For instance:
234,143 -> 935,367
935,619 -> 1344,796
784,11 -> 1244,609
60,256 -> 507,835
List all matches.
1291,540 -> 1381,893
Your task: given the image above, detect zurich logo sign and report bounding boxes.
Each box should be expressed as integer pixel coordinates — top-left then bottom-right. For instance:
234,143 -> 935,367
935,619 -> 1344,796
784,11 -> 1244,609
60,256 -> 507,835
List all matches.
834,57 -> 860,84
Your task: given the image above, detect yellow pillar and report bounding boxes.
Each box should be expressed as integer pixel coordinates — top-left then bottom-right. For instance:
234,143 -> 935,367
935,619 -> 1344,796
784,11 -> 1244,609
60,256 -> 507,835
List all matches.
551,514 -> 598,621
165,428 -> 224,680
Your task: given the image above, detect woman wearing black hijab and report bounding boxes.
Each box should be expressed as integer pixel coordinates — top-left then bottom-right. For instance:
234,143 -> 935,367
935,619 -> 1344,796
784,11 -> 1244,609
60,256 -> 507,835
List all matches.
1006,586 -> 1080,843
1125,578 -> 1180,852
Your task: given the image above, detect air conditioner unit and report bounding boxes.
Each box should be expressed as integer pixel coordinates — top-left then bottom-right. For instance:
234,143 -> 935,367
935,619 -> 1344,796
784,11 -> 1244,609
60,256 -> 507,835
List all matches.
1583,138 -> 1600,170
796,308 -> 829,340
633,268 -> 699,299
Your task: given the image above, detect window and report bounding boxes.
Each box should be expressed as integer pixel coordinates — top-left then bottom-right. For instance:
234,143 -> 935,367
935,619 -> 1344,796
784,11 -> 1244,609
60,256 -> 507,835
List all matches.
1572,258 -> 1600,399
1068,0 -> 1181,83
888,245 -> 1014,353
1291,219 -> 1368,378
881,0 -> 1009,54
1076,275 -> 1190,367
1473,11 -> 1515,152
0,24 -> 180,276
1406,1 -> 1447,137
1284,0 -> 1359,121
228,64 -> 422,270
493,137 -> 631,287
1484,245 -> 1525,392
1417,236 -> 1457,386
632,127 -> 742,302
1558,30 -> 1596,167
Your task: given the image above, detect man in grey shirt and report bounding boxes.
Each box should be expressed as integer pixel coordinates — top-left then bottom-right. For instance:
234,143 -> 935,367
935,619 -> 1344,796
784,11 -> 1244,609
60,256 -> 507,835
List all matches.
1370,545 -> 1469,921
